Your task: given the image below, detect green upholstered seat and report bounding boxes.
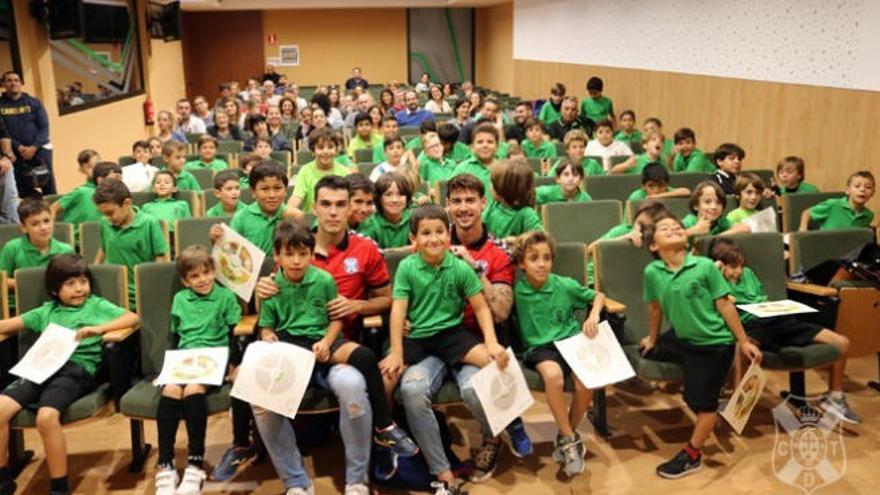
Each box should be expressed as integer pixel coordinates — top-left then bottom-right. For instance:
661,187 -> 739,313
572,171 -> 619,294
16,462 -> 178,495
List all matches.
788,228 -> 875,273
627,197 -> 691,224
80,222 -> 102,263
780,191 -> 844,232
669,172 -> 712,191
296,150 -> 314,165
10,383 -> 112,428
131,191 -> 201,217
543,200 -> 622,244
120,382 -> 232,419
354,149 -> 373,164
358,162 -> 377,177
217,140 -> 243,154
584,174 -> 641,202
174,216 -> 230,254
189,168 -> 215,190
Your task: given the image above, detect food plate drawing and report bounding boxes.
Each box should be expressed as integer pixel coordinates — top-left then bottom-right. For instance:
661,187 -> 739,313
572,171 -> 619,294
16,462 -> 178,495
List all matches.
155,348 -> 229,386
471,348 -> 533,436
232,342 -> 315,419
738,299 -> 818,318
10,324 -> 78,385
721,361 -> 767,435
212,224 -> 265,302
217,240 -> 253,285
555,321 -> 635,389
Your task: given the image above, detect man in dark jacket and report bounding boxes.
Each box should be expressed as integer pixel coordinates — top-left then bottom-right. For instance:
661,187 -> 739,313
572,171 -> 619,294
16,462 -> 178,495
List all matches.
0,71 -> 56,197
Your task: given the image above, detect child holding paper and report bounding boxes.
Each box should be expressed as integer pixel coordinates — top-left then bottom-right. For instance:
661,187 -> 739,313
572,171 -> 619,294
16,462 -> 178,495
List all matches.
512,231 -> 605,477
154,246 -> 242,495
0,254 -> 139,495
708,239 -> 860,424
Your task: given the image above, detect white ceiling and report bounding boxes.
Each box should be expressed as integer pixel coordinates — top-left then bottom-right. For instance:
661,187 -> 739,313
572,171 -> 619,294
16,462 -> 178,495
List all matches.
180,0 -> 508,10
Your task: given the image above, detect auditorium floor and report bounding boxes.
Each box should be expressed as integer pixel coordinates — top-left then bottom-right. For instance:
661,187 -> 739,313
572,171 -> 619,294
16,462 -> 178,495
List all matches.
10,354 -> 880,495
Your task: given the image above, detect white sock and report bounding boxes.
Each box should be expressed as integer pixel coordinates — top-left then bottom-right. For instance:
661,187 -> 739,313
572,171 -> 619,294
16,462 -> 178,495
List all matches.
830,390 -> 845,400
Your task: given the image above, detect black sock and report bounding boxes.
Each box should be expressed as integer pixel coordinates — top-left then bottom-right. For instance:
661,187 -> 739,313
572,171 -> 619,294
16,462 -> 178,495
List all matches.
183,394 -> 208,464
231,397 -> 253,448
347,346 -> 393,430
157,396 -> 184,466
50,476 -> 69,493
0,467 -> 10,483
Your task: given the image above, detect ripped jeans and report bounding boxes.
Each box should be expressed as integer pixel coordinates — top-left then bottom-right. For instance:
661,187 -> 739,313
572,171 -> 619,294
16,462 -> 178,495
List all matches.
251,363 -> 372,489
399,355 -> 492,475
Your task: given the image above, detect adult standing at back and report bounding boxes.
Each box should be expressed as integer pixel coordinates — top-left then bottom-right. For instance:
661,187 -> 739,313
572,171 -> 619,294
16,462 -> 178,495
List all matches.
395,91 -> 434,128
0,71 -> 55,197
345,67 -> 370,91
262,63 -> 281,85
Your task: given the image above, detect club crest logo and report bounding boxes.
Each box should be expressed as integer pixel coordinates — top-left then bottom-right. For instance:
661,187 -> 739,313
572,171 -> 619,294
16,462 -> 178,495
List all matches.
343,257 -> 359,274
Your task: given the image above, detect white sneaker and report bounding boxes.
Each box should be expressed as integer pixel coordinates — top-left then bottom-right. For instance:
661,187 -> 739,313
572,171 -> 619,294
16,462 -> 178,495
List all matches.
175,465 -> 207,495
285,485 -> 315,495
344,483 -> 370,495
154,468 -> 178,495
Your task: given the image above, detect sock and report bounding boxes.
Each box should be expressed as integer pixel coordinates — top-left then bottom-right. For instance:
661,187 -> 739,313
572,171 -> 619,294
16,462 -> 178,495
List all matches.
157,396 -> 184,466
830,390 -> 844,400
231,397 -> 254,448
0,466 -> 10,482
50,476 -> 69,493
684,443 -> 701,460
183,394 -> 208,465
347,346 -> 393,430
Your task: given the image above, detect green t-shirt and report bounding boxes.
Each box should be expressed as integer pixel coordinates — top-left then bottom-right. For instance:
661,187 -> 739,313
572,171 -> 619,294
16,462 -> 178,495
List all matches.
258,266 -> 337,339
452,158 -> 494,205
613,130 -> 642,151
171,170 -> 202,192
682,213 -> 732,236
171,285 -> 241,350
20,295 -> 126,375
100,207 -> 167,306
185,159 -> 228,173
0,237 -> 75,312
514,273 -> 597,352
391,251 -> 483,339
447,141 -> 472,163
230,202 -> 285,255
206,201 -> 245,218
810,197 -> 874,231
482,201 -> 543,239
643,254 -> 734,346
372,144 -> 387,164
726,207 -> 757,225
673,149 -> 714,173
56,182 -> 101,240
417,153 -> 457,188
293,161 -> 352,213
522,140 -> 557,159
405,137 -> 422,151
141,198 -> 192,232
779,182 -> 820,195
538,101 -> 562,125
727,266 -> 767,324
627,154 -> 662,175
627,188 -> 648,202
536,184 -> 592,207
358,209 -> 412,249
580,96 -> 614,124
348,134 -> 384,160
550,157 -> 604,177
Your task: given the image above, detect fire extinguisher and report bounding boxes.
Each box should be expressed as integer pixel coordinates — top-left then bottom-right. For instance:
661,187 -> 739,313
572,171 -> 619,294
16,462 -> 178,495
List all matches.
143,97 -> 155,126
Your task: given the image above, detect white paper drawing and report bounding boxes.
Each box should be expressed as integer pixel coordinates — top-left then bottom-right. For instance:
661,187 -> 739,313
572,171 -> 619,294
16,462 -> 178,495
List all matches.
555,321 -> 635,390
737,299 -> 818,318
721,360 -> 767,435
212,224 -> 266,303
470,348 -> 533,436
231,341 -> 315,419
10,324 -> 78,384
155,347 -> 229,386
745,206 -> 778,233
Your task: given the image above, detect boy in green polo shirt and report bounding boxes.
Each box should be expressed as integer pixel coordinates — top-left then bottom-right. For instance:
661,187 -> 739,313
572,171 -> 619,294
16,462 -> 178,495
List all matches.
670,128 -> 714,173
93,179 -> 168,307
358,172 -> 413,249
371,115 -> 399,164
513,230 -> 605,477
438,123 -> 471,164
538,82 -> 565,125
640,213 -> 761,479
380,204 -> 508,494
417,133 -> 456,189
289,128 -> 352,214
626,162 -> 690,202
154,245 -> 242,494
800,171 -> 875,231
141,171 -> 193,233
161,141 -> 202,193
50,159 -> 121,243
347,113 -> 383,160
726,172 -> 765,225
206,170 -> 245,218
581,77 -> 614,125
548,129 -> 604,178
536,159 -> 592,208
521,119 -> 556,159
451,123 -> 500,204
0,254 -> 139,495
482,159 -> 544,243
774,156 -> 820,196
185,135 -> 228,172
613,110 -> 642,152
1,199 -> 75,313
612,130 -> 664,175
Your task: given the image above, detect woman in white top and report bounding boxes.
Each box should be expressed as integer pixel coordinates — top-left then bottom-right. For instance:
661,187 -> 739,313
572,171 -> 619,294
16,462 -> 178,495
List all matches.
424,85 -> 451,114
414,73 -> 431,93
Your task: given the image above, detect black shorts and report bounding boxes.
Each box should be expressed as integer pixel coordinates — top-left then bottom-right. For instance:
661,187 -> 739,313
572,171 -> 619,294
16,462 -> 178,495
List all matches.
403,326 -> 481,365
524,344 -> 572,375
277,333 -> 347,379
2,361 -> 97,412
646,331 -> 734,413
744,316 -> 823,351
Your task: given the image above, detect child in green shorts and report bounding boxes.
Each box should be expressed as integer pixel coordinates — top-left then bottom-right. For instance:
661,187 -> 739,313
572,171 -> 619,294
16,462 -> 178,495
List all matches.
205,170 -> 245,218
670,128 -> 714,173
161,141 -> 202,193
289,128 -> 353,215
521,118 -> 556,159
513,231 -> 606,477
358,173 -> 413,250
482,158 -> 543,243
142,171 -> 193,233
726,172 -> 765,225
773,156 -> 820,196
93,179 -> 168,307
640,214 -> 761,479
0,254 -> 139,495
51,160 -> 122,244
185,134 -> 228,172
800,170 -> 875,231
626,162 -> 690,202
154,246 -> 242,495
536,159 -> 593,208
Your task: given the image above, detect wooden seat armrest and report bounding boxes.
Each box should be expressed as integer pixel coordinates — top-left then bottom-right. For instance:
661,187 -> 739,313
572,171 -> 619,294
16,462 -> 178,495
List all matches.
103,325 -> 140,343
605,298 -> 626,314
0,332 -> 13,343
786,282 -> 838,298
363,315 -> 383,329
235,315 -> 258,336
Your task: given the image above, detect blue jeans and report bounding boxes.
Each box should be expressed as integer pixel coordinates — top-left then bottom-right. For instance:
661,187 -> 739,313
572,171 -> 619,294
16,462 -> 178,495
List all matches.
0,169 -> 19,224
251,363 -> 372,489
399,356 -> 492,475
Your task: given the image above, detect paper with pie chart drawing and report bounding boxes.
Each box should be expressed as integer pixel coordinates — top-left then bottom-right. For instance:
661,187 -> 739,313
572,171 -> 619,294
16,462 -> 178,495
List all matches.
231,341 -> 315,419
10,323 -> 78,385
554,321 -> 635,390
212,224 -> 265,303
155,347 -> 229,386
721,360 -> 767,435
470,347 -> 534,436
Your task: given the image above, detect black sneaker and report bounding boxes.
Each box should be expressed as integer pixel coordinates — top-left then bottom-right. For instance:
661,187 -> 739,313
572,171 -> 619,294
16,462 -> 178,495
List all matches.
374,422 -> 420,457
656,449 -> 702,479
0,480 -> 15,495
469,438 -> 501,483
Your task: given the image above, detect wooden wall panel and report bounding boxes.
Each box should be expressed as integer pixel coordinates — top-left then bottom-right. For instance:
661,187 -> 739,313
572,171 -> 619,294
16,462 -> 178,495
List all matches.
475,2 -> 513,94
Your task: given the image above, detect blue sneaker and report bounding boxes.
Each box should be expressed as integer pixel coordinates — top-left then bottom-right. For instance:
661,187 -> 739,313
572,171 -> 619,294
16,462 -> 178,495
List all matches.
505,418 -> 533,458
210,445 -> 256,481
372,448 -> 399,481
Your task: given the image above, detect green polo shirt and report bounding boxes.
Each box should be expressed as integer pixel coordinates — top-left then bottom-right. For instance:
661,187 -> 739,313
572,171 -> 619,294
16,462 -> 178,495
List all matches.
171,285 -> 241,349
536,184 -> 592,207
239,176 -> 249,188
726,207 -> 757,225
141,198 -> 192,232
230,202 -> 285,255
482,201 -> 543,239
358,209 -> 412,249
372,145 -> 387,164
550,157 -> 604,177
171,170 -> 202,192
56,181 -> 101,240
682,213 -> 732,236
293,161 -> 353,213
392,251 -> 483,339
405,137 -> 422,152
673,149 -> 715,173
417,153 -> 457,188
514,273 -> 597,352
258,266 -> 337,339
627,188 -> 649,202
522,140 -> 557,159
185,158 -> 228,173
452,158 -> 494,205
348,134 -> 384,160
447,141 -> 472,163
810,197 -> 874,231
100,207 -> 167,306
614,130 -> 642,151
727,267 -> 767,324
779,182 -> 820,195
643,254 -> 734,346
538,101 -> 562,125
206,201 -> 245,218
20,295 -> 126,375
0,236 -> 74,312
627,154 -> 661,175
580,96 -> 614,124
